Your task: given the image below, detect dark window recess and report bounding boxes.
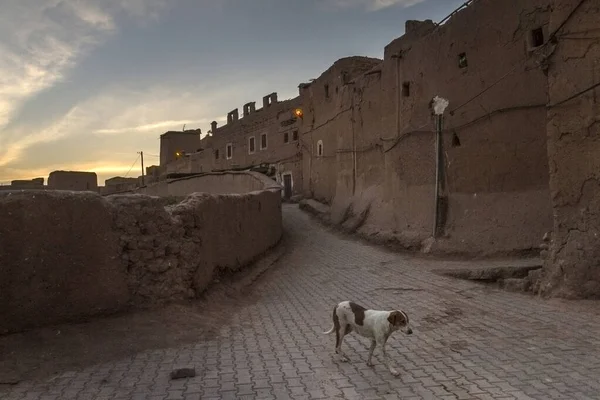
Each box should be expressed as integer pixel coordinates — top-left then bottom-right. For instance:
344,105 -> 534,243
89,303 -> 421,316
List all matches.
284,132 -> 289,143
452,133 -> 461,147
215,149 -> 219,159
249,137 -> 255,152
531,28 -> 544,47
261,134 -> 267,149
324,84 -> 330,98
458,52 -> 468,69
335,86 -> 339,94
226,145 -> 232,159
292,130 -> 299,141
402,82 -> 410,97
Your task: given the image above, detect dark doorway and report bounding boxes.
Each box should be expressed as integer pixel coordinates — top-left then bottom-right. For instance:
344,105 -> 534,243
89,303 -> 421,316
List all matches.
283,174 -> 292,199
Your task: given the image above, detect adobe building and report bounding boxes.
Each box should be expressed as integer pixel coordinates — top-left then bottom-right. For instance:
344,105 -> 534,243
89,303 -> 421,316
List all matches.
103,176 -> 138,194
9,178 -> 44,188
539,0 -> 600,299
159,129 -> 203,166
161,92 -> 305,199
47,171 -> 98,191
299,0 -> 554,256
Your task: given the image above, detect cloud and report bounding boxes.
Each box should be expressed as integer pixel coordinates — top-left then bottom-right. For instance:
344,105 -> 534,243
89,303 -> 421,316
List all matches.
0,80 -> 266,183
326,0 -> 426,11
0,0 -> 173,134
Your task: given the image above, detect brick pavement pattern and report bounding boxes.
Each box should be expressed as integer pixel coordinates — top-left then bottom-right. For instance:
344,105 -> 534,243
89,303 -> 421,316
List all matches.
2,205 -> 600,400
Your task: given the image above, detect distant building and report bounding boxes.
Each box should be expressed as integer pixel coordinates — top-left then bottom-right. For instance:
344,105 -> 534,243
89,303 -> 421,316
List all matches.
48,171 -> 98,191
159,129 -> 203,166
103,176 -> 138,194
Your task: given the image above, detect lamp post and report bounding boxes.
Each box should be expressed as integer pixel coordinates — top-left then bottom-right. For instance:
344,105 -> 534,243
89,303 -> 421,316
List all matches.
431,96 -> 449,238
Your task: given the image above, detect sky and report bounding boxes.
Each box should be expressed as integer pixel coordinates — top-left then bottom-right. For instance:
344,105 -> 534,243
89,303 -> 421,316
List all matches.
0,0 -> 465,185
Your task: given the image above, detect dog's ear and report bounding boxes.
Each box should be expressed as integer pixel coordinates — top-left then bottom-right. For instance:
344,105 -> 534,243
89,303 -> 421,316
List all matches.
387,311 -> 405,327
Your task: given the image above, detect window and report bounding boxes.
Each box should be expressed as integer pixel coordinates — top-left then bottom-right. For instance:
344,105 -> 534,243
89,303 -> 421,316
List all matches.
260,133 -> 268,150
324,84 -> 330,98
317,140 -> 323,157
292,130 -> 298,141
530,27 -> 544,48
402,82 -> 410,97
458,52 -> 468,69
248,136 -> 255,154
284,132 -> 289,143
215,149 -> 219,160
226,143 -> 233,160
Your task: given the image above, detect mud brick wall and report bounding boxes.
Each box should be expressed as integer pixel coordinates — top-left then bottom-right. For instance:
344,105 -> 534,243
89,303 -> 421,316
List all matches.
539,0 -> 600,299
0,191 -> 129,334
0,180 -> 282,333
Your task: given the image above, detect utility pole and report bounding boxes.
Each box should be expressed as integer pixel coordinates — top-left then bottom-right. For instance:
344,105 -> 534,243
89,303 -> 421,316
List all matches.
138,151 -> 145,186
431,96 -> 449,238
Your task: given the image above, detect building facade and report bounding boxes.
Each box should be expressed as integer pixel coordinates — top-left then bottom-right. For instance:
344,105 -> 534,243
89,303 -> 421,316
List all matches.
540,0 -> 600,298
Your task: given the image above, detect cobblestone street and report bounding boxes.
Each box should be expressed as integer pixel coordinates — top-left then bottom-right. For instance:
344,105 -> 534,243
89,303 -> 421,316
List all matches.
2,205 -> 600,400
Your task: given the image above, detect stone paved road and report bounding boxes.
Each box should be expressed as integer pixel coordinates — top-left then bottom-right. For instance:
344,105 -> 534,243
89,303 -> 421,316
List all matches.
2,205 -> 600,400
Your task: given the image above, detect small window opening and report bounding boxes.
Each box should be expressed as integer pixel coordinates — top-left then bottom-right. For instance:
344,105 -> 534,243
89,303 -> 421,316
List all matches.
335,86 -> 339,94
284,132 -> 289,143
261,133 -> 267,150
324,84 -> 330,98
292,130 -> 298,141
458,52 -> 468,69
226,143 -> 233,159
452,133 -> 461,147
215,149 -> 219,159
317,140 -> 323,157
248,137 -> 255,154
530,27 -> 544,48
402,82 -> 410,97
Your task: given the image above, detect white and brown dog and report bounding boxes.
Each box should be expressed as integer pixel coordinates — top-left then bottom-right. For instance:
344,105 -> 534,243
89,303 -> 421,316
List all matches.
323,301 -> 413,376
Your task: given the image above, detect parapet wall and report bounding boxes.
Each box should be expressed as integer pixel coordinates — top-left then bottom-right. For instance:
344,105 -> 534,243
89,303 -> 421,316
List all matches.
137,171 -> 281,196
0,173 -> 282,334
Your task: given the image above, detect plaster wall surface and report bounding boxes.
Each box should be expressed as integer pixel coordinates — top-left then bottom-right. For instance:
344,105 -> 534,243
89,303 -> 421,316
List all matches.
540,0 -> 600,298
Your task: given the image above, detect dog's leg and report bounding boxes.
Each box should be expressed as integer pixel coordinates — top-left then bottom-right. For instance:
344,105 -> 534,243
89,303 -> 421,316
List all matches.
366,340 -> 376,367
335,327 -> 350,362
379,337 -> 399,376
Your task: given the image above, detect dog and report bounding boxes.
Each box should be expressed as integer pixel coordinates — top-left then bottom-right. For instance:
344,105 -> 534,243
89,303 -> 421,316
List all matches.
323,301 -> 413,376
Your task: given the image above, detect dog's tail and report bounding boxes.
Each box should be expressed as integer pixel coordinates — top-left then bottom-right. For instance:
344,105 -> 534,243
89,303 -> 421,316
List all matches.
322,325 -> 335,335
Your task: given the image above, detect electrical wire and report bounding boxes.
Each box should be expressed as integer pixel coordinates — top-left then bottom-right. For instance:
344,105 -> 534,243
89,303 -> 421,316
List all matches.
547,81 -> 600,108
124,154 -> 140,178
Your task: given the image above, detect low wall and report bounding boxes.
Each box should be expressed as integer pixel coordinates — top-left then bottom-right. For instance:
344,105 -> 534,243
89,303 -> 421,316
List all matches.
0,173 -> 282,334
137,171 -> 280,196
0,191 -> 129,334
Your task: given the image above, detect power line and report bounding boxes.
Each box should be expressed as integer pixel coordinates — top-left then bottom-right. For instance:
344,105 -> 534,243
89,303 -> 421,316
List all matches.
124,154 -> 140,178
547,80 -> 600,108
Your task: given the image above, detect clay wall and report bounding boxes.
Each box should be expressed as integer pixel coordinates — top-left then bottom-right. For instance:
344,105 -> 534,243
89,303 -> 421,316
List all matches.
0,173 -> 282,334
0,191 -> 129,334
540,0 -> 600,298
47,170 -> 98,191
137,171 -> 282,196
300,0 -> 554,255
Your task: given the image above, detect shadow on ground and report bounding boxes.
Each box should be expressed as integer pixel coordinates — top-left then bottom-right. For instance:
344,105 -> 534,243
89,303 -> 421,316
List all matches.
0,236 -> 287,385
